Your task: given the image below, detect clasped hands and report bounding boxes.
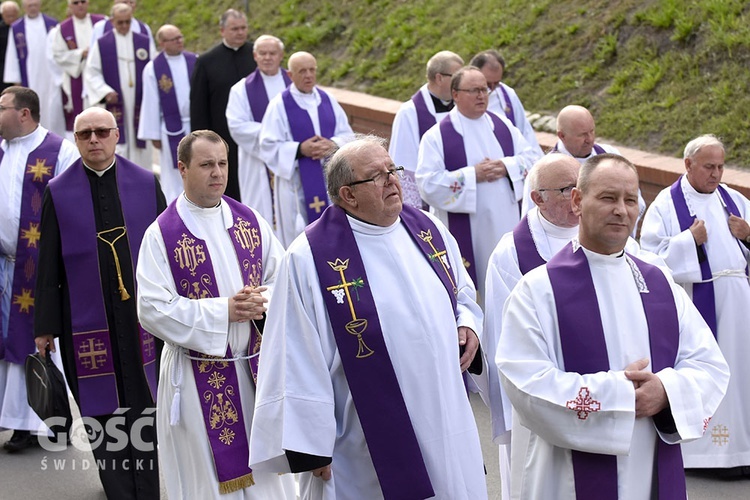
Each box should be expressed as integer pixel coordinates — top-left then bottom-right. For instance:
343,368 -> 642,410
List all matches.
229,286 -> 268,323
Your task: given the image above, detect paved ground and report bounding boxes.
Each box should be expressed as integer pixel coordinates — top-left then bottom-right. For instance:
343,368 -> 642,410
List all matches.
0,394 -> 748,498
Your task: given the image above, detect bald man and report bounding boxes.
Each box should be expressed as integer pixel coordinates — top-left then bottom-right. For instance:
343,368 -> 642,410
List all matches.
259,51 -> 354,247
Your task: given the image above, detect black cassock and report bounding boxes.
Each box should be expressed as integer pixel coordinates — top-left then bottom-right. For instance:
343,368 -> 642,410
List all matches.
34,163 -> 166,500
190,41 -> 257,202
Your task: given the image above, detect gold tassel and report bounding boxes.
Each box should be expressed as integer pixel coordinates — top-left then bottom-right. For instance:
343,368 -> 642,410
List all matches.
218,472 -> 255,494
118,276 -> 131,301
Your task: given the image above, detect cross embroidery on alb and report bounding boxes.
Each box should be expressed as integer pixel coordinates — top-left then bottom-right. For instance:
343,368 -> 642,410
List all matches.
566,387 -> 601,420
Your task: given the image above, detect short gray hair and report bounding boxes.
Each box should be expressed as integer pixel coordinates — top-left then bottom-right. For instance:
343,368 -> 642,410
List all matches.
219,9 -> 245,28
683,134 -> 724,160
326,135 -> 388,203
253,34 -> 284,52
426,51 -> 463,81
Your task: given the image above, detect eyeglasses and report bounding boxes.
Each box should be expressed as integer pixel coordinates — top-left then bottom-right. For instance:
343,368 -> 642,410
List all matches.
0,105 -> 21,112
438,72 -> 453,78
455,87 -> 489,96
538,185 -> 576,199
163,35 -> 184,43
71,0 -> 87,4
347,167 -> 405,188
74,127 -> 117,141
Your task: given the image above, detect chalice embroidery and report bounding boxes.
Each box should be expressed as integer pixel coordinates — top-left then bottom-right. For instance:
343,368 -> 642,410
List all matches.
326,258 -> 374,358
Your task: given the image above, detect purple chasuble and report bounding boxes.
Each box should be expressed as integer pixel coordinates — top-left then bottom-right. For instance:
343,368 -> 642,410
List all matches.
153,51 -> 197,169
669,176 -> 743,337
410,89 -> 437,139
281,87 -> 335,223
47,156 -> 158,416
306,204 -> 469,499
59,14 -> 106,131
1,133 -> 63,364
12,14 -> 58,87
547,243 -> 685,500
439,112 -> 514,284
157,195 -> 262,493
97,30 -> 150,148
511,214 -> 546,275
498,85 -> 516,126
244,68 -> 292,120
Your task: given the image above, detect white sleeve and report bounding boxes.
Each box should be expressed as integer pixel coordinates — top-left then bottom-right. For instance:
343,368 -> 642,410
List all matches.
225,79 -> 260,152
137,62 -> 162,141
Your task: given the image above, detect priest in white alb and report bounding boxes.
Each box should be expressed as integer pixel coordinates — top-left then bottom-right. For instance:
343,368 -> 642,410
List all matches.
226,34 -> 290,224
417,66 -> 535,297
136,130 -> 294,499
137,24 -> 195,203
259,51 -> 354,247
84,3 -> 153,170
640,134 -> 750,474
498,154 -> 729,499
249,136 -> 487,499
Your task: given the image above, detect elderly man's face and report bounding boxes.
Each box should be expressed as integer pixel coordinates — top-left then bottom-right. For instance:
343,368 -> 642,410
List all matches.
290,54 -> 317,94
74,110 -> 119,171
2,4 -> 20,24
69,0 -> 88,19
159,27 -> 184,56
178,138 -> 228,208
480,63 -> 503,92
254,39 -> 283,76
559,114 -> 596,158
221,15 -> 248,49
344,145 -> 403,227
112,9 -> 132,35
535,163 -> 580,228
22,0 -> 41,18
452,70 -> 488,120
572,159 -> 640,254
685,145 -> 724,194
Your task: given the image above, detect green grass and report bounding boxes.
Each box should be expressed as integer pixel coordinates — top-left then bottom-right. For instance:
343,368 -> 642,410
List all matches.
45,0 -> 750,169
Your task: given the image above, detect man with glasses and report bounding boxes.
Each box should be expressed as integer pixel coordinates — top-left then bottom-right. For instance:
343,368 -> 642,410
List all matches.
0,86 -> 78,453
90,0 -> 154,46
84,2 -> 154,170
51,0 -> 105,141
260,51 -> 354,247
250,135 -> 486,499
226,34 -> 290,225
470,49 -> 543,161
34,106 -> 164,498
389,50 -> 463,209
417,66 -> 536,298
3,0 -> 63,134
498,153 -> 728,499
138,24 -> 195,203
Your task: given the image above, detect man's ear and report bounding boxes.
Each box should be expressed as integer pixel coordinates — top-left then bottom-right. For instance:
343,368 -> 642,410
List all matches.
338,186 -> 357,208
571,187 -> 583,217
530,190 -> 544,207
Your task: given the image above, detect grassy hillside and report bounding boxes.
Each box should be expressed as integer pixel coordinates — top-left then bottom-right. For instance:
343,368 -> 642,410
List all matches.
55,1 -> 750,168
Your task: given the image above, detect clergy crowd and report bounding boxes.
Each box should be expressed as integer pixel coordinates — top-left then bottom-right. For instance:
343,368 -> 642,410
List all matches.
0,1 -> 748,499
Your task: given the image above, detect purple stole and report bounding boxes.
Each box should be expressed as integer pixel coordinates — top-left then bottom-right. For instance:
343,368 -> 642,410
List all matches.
157,196 -> 261,493
439,112 -> 514,284
47,156 -> 158,416
512,214 -> 546,275
12,14 -> 58,87
669,177 -> 743,336
281,88 -> 335,223
102,18 -> 148,36
410,89 -> 437,138
0,133 -> 62,364
497,85 -> 516,126
244,68 -> 292,120
58,14 -> 106,131
153,51 -> 197,169
97,30 -> 150,148
547,243 -> 686,500
306,204 -> 462,499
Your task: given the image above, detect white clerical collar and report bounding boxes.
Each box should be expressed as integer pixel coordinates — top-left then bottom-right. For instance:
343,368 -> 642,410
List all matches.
83,159 -> 116,177
261,70 -> 283,81
574,238 -> 626,260
6,125 -> 42,145
681,174 -> 718,201
182,192 -> 221,210
535,208 -> 578,239
222,40 -> 243,51
165,52 -> 183,60
291,84 -> 317,98
346,212 -> 400,236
